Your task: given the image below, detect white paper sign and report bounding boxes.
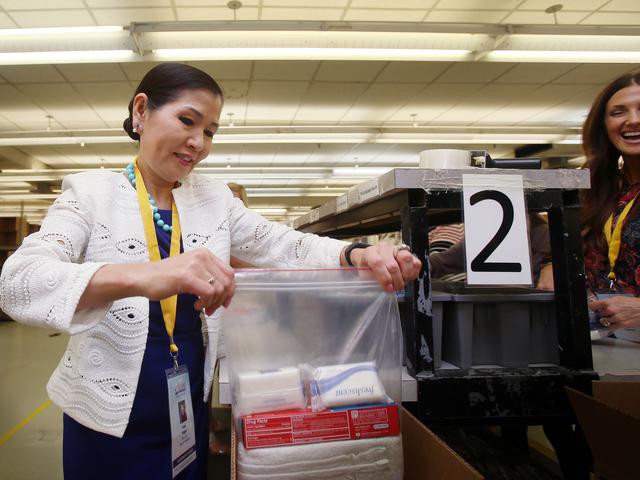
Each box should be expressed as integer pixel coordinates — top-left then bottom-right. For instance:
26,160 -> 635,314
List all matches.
357,179 -> 380,202
462,174 -> 532,285
336,195 -> 348,213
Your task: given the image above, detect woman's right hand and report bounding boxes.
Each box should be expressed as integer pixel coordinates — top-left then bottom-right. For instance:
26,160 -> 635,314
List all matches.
134,248 -> 235,315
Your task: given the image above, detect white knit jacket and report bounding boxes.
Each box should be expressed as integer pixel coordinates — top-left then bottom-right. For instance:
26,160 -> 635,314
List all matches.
0,170 -> 347,438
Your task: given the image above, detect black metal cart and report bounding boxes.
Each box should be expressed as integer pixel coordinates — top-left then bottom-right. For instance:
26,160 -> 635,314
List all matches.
295,167 -> 597,478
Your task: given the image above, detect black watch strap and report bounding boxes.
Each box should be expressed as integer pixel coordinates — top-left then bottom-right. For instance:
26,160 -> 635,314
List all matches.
344,241 -> 371,267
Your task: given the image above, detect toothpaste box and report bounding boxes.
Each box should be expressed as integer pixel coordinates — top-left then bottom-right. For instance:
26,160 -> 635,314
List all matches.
242,403 -> 400,449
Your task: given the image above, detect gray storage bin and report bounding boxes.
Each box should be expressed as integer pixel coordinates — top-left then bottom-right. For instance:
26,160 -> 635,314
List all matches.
430,291 -> 452,369
434,285 -> 558,369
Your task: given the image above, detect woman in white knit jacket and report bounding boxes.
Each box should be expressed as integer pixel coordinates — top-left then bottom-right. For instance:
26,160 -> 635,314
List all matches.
0,63 -> 421,480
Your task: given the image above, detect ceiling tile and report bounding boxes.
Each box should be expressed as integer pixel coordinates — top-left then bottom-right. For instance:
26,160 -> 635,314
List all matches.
600,0 -> 640,11
245,80 -> 309,123
435,63 -> 515,83
259,8 -> 343,20
387,83 -> 485,123
343,9 -> 427,21
56,64 -> 127,82
434,0 -> 520,9
0,84 -> 47,121
315,61 -> 386,82
340,83 -> 425,123
426,10 -> 508,22
435,84 -> 540,123
479,85 -> 591,124
16,83 -> 101,122
0,65 -> 66,83
494,64 -> 577,84
376,62 -> 451,83
517,0 -> 608,10
10,9 -> 94,28
0,0 -> 84,9
217,80 -> 250,101
218,81 -> 249,123
262,0 -> 348,6
0,12 -> 16,28
119,62 -> 163,81
86,0 -> 171,6
294,82 -> 369,123
351,0 -> 436,7
580,12 -> 640,24
501,10 -> 588,24
176,7 -> 259,21
72,82 -> 133,122
252,61 -> 319,81
523,86 -> 601,125
92,8 -> 176,25
553,64 -> 637,84
174,0 -> 259,5
190,61 -> 252,80
556,12 -> 595,23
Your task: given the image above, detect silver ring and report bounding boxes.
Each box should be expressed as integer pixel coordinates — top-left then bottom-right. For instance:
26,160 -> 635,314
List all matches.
394,244 -> 412,259
208,276 -> 216,285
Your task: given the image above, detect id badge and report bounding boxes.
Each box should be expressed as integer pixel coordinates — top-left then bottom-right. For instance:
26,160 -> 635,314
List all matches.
166,365 -> 197,478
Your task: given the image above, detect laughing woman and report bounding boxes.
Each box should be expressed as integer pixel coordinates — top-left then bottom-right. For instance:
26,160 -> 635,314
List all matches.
581,71 -> 640,330
0,63 -> 421,479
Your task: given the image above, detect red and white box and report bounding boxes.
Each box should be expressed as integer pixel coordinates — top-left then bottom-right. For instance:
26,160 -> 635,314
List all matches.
242,403 -> 400,449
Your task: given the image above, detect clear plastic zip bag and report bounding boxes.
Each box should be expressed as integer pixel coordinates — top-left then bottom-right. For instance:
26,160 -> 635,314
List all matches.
223,268 -> 403,420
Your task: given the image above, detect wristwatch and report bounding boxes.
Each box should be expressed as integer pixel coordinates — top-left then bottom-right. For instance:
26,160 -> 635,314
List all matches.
344,242 -> 371,267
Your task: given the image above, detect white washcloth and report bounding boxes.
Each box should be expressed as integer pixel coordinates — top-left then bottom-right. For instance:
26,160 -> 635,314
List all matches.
235,367 -> 306,416
311,362 -> 387,409
237,435 -> 403,480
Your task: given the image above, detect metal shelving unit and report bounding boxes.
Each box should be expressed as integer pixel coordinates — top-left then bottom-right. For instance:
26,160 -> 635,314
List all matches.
295,167 -> 597,425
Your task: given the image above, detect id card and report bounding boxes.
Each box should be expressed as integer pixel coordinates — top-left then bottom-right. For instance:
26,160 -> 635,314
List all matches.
166,365 -> 196,478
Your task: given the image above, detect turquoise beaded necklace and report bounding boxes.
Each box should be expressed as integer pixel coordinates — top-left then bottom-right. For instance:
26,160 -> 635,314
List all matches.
126,162 -> 173,232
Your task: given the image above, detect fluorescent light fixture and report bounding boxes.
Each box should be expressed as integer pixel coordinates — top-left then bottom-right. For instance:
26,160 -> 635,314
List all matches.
152,48 -> 472,62
0,50 -> 137,66
487,50 -> 640,63
0,26 -> 123,36
333,167 -> 392,177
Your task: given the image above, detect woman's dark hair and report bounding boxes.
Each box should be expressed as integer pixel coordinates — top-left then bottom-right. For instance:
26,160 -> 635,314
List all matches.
123,63 -> 224,141
581,71 -> 640,254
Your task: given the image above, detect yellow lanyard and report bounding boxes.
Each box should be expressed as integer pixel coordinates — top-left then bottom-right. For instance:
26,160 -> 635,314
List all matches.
133,158 -> 182,366
603,189 -> 640,288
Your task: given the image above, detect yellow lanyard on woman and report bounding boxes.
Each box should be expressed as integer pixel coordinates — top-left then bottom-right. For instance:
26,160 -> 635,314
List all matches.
603,190 -> 640,289
133,158 -> 182,368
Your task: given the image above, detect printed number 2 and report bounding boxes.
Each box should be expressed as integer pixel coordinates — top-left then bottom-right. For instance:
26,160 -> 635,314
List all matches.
469,190 -> 522,273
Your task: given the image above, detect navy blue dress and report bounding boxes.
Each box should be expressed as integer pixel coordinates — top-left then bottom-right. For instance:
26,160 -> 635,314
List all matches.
64,209 -> 209,479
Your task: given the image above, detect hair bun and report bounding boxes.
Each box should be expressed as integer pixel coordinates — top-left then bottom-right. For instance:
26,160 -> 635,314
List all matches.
123,117 -> 139,141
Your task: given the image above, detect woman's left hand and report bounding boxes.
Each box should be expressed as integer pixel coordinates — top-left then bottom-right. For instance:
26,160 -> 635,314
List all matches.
348,243 -> 422,292
589,296 -> 640,329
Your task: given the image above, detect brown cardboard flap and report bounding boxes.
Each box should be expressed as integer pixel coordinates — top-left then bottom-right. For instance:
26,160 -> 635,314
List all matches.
400,408 -> 483,480
592,381 -> 640,418
566,387 -> 640,480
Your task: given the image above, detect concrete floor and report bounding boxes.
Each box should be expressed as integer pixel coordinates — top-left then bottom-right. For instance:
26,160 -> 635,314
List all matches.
0,321 -> 66,480
0,321 -> 231,480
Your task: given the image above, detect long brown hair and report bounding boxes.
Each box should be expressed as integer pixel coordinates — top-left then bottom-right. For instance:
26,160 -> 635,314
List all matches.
581,71 -> 640,254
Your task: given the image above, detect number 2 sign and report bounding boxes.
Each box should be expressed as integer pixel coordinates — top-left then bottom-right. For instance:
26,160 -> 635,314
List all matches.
462,174 -> 532,285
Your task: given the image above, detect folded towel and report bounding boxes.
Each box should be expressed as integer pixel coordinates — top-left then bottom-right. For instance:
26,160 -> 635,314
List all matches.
311,362 -> 388,409
235,367 -> 306,416
237,434 -> 402,480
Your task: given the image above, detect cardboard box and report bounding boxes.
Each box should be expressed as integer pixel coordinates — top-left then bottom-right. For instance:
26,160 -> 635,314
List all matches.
566,382 -> 640,480
231,406 -> 483,479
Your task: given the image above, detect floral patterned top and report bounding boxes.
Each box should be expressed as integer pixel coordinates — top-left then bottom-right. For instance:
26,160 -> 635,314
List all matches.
584,183 -> 640,295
